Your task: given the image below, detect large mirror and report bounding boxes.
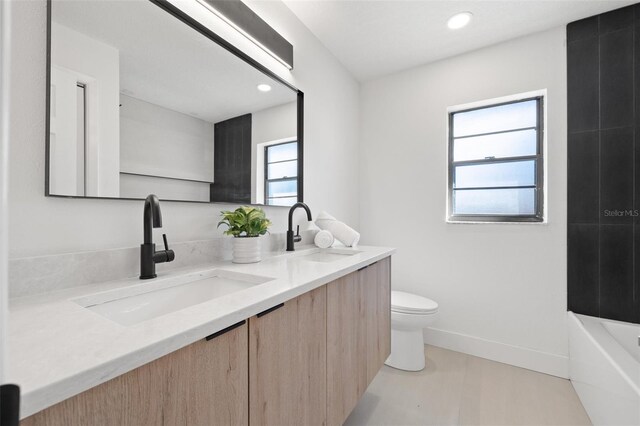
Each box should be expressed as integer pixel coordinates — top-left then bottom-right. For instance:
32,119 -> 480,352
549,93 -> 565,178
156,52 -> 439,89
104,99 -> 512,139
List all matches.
46,0 -> 302,207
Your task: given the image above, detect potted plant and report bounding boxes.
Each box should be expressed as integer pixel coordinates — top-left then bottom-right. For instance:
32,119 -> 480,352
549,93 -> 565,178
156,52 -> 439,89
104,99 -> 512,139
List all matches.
218,206 -> 271,263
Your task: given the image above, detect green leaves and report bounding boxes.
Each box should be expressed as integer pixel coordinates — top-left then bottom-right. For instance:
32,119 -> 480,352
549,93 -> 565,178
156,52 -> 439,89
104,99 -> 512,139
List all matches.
217,206 -> 272,238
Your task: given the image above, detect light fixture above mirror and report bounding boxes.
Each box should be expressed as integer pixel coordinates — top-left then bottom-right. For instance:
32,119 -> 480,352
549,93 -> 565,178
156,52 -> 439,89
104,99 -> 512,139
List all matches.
195,0 -> 294,70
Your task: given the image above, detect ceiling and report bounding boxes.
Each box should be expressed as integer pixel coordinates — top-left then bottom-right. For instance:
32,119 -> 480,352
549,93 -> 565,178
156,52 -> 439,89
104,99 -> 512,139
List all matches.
283,0 -> 636,82
53,0 -> 296,123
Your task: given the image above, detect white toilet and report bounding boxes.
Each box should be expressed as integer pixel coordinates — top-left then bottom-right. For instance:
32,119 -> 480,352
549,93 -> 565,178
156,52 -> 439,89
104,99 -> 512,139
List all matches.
385,291 -> 439,371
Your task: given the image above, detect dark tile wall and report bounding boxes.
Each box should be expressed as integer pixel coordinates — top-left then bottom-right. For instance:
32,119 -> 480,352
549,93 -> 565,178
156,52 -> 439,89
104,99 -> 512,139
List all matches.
567,4 -> 640,324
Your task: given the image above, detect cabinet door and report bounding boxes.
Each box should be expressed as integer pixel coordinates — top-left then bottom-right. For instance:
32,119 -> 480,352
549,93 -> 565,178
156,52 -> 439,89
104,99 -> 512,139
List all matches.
376,257 -> 392,369
22,322 -> 249,426
326,271 -> 367,426
364,257 -> 391,382
327,257 -> 392,426
249,286 -> 327,426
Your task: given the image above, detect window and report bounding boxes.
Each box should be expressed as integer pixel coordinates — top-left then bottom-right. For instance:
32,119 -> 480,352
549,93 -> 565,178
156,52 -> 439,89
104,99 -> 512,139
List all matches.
265,141 -> 298,206
448,96 -> 544,222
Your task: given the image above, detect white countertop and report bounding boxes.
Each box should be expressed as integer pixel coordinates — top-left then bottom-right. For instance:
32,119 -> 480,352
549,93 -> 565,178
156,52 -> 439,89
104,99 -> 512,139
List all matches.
8,245 -> 395,419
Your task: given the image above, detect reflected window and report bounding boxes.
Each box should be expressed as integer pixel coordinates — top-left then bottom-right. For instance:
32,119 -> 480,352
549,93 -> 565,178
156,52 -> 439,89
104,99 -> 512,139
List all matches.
448,96 -> 544,222
265,141 -> 298,206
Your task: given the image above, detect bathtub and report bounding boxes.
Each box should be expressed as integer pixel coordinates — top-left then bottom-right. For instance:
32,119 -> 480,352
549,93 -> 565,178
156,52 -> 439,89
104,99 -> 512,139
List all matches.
568,312 -> 640,426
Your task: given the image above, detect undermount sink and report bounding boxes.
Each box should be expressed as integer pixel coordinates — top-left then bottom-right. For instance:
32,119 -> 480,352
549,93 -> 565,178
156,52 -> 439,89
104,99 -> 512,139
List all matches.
73,269 -> 273,326
297,248 -> 362,263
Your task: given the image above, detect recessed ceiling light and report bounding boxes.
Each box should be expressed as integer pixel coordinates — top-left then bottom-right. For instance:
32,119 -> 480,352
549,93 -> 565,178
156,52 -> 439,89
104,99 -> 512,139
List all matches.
447,12 -> 473,30
257,84 -> 272,92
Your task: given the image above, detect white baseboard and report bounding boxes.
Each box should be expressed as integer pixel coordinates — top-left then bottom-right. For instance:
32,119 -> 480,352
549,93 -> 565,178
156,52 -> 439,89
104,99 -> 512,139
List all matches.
423,327 -> 569,378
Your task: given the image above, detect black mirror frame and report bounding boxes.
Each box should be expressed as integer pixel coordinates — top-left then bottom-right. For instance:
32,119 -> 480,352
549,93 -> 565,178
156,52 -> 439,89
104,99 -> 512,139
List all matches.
44,0 -> 303,206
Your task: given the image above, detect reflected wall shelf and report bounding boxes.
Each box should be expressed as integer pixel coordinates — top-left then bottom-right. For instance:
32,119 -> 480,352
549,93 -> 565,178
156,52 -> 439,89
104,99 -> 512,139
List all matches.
119,171 -> 214,185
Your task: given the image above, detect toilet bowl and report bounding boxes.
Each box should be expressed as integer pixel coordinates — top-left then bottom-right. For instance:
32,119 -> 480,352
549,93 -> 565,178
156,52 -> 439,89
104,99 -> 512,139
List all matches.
385,291 -> 438,371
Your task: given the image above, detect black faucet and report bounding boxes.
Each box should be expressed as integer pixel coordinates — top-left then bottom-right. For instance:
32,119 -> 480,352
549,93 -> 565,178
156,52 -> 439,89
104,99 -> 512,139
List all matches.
140,194 -> 175,279
287,202 -> 312,251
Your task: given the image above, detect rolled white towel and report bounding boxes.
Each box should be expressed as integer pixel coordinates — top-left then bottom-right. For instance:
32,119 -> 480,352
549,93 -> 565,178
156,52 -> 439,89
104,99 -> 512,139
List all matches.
315,211 -> 338,231
314,230 -> 334,249
315,211 -> 360,247
324,221 -> 360,247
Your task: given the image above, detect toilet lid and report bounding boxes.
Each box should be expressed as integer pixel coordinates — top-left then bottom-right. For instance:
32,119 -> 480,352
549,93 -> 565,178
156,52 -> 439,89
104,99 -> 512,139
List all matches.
391,291 -> 438,314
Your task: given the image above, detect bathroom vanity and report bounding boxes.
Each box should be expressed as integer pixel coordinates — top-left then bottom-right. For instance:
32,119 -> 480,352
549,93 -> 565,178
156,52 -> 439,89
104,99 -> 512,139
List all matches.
10,247 -> 394,425
9,0 -> 395,423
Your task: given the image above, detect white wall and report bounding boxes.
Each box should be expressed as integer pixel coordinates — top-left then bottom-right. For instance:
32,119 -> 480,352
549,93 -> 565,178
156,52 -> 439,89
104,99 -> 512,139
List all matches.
359,27 -> 568,376
119,94 -> 214,202
0,0 -> 10,383
243,0 -> 360,222
120,94 -> 215,183
8,0 -> 359,259
252,101 -> 297,148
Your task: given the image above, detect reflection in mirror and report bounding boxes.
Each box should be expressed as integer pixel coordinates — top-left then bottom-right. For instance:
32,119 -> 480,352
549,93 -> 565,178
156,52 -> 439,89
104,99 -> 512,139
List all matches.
47,0 -> 301,206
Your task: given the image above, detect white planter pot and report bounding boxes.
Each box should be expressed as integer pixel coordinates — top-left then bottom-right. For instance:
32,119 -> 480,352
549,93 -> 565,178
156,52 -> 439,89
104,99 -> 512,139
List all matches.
232,237 -> 261,264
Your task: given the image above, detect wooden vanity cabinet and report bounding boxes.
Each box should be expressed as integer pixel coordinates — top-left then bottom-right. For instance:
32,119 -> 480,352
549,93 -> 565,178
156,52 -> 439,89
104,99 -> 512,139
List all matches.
326,257 -> 391,426
22,256 -> 391,426
247,257 -> 390,426
249,286 -> 327,426
21,322 -> 249,426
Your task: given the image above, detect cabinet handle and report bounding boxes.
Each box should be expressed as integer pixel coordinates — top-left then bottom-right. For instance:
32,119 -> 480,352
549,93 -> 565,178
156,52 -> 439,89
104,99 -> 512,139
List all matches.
358,260 -> 378,272
205,320 -> 246,341
257,303 -> 285,318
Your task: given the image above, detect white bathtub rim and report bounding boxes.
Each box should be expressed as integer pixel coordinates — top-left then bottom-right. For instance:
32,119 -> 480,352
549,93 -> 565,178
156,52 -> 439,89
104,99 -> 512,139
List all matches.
601,320 -> 640,364
570,312 -> 640,396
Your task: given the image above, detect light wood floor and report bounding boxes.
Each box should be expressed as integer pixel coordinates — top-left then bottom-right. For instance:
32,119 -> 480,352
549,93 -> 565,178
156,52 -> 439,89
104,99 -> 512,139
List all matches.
344,345 -> 591,426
